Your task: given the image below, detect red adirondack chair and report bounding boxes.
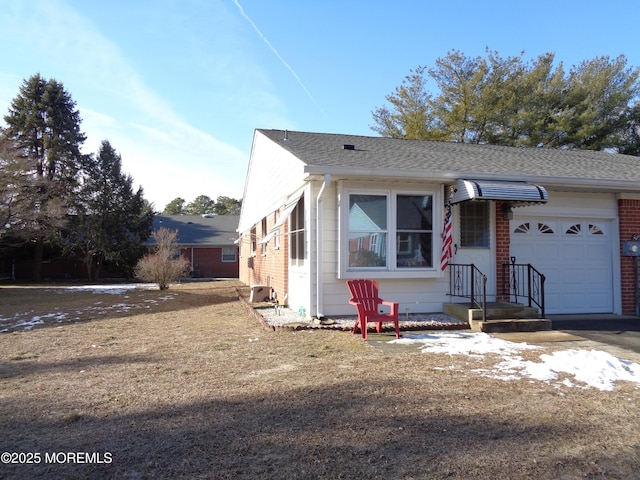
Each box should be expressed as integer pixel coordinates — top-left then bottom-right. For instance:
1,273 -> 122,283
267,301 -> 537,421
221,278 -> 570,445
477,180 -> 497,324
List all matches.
346,279 -> 400,340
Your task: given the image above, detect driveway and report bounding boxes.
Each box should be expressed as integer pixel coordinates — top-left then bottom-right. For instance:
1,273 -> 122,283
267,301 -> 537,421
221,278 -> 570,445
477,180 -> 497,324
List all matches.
550,314 -> 640,354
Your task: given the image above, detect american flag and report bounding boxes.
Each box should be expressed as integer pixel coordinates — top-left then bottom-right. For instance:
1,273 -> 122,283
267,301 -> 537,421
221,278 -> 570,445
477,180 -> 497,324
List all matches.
440,200 -> 452,270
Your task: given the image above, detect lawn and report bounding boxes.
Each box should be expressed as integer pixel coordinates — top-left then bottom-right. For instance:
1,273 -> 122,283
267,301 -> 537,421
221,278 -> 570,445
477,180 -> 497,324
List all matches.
1,280 -> 640,479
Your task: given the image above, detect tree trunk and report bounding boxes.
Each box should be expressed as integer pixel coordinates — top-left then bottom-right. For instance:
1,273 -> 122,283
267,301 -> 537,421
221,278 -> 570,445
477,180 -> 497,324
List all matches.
32,239 -> 43,281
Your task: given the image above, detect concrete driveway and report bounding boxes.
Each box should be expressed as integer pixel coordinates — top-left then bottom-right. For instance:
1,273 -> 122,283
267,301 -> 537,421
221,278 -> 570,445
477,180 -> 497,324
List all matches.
549,314 -> 640,354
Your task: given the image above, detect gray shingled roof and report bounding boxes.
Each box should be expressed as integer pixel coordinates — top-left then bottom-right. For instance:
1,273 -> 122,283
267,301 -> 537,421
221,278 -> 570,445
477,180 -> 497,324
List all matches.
151,215 -> 239,246
258,129 -> 640,189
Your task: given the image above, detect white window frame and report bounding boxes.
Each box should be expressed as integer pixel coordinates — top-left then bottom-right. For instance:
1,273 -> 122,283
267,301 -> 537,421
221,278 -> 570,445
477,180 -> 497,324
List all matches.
222,247 -> 237,263
338,184 -> 443,279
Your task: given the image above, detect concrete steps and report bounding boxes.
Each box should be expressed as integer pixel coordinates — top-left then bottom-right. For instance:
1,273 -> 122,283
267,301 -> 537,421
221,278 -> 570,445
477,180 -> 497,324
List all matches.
443,302 -> 552,333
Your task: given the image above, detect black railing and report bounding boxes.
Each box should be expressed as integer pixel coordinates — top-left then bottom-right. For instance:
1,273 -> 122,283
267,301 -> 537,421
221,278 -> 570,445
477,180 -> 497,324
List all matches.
448,264 -> 487,322
502,263 -> 546,318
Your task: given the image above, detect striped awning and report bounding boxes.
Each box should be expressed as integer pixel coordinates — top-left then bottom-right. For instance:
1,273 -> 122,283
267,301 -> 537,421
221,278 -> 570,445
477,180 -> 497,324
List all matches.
449,179 -> 548,205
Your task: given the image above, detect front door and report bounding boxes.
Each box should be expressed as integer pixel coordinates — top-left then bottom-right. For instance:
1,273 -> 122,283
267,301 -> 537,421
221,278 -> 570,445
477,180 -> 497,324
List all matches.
451,201 -> 495,298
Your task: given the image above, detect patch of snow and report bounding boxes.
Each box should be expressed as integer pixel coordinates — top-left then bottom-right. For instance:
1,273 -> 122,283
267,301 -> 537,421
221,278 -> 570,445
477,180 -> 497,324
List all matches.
392,332 -> 538,358
392,332 -> 640,391
1,284 -> 176,333
55,284 -> 159,294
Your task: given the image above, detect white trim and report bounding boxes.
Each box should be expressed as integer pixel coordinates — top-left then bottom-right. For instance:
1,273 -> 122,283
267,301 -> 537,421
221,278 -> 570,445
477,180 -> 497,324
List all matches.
337,182 -> 443,279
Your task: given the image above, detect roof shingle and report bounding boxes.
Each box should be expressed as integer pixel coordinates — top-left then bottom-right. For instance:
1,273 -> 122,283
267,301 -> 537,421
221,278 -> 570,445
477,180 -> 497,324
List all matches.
258,129 -> 640,186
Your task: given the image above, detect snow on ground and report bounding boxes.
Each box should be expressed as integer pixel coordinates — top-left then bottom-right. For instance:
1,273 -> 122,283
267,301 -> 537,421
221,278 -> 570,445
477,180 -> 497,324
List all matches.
54,284 -> 160,295
391,332 -> 640,391
0,284 -> 176,333
3,286 -> 640,391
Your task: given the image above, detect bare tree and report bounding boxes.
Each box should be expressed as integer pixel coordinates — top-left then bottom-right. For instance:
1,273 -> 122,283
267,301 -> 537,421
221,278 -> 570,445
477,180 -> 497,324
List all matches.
134,228 -> 190,290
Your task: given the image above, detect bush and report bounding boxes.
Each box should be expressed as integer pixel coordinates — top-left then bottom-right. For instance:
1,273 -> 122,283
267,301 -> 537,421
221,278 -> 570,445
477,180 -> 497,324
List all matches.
134,228 -> 191,290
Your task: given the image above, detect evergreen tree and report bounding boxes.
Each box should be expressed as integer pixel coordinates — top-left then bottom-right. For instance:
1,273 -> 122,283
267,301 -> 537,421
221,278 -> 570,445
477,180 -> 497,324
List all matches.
70,140 -> 153,280
2,74 -> 87,280
213,196 -> 242,215
184,195 -> 216,215
372,50 -> 640,155
163,197 -> 186,215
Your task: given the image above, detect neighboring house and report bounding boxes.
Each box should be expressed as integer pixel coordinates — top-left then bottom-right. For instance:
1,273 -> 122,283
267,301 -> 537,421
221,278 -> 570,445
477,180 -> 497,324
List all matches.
152,215 -> 239,278
238,129 -> 640,318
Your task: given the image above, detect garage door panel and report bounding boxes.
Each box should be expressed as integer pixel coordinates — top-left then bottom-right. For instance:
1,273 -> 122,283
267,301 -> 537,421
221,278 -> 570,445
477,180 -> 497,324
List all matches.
561,245 -> 585,260
511,216 -> 613,314
561,268 -> 586,284
535,243 -> 560,259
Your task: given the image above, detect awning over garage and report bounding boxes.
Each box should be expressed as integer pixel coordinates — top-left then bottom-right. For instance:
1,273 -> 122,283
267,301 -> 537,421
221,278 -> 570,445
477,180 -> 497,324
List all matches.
449,179 -> 548,205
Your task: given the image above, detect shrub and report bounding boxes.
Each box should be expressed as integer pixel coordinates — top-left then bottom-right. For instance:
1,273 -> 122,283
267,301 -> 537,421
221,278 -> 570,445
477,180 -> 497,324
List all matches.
134,228 -> 191,290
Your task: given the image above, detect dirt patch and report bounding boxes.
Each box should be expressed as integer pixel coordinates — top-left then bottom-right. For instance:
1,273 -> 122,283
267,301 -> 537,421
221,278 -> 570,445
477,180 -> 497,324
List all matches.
1,280 -> 640,479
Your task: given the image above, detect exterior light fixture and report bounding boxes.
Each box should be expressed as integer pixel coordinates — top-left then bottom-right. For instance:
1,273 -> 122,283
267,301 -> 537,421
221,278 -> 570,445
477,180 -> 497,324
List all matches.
502,203 -> 513,220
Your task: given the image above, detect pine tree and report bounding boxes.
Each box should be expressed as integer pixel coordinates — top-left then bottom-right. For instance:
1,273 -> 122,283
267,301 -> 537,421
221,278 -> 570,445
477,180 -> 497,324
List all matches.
71,140 -> 153,280
2,74 -> 87,280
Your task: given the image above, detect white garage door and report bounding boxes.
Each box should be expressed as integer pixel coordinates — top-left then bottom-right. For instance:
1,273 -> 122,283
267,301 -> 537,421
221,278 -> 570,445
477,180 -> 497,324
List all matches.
510,217 -> 614,314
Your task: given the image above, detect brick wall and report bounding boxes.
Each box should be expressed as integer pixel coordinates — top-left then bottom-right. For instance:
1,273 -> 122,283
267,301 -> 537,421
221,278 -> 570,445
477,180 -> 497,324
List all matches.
618,198 -> 640,315
180,247 -> 238,278
495,201 -> 511,301
239,210 -> 289,305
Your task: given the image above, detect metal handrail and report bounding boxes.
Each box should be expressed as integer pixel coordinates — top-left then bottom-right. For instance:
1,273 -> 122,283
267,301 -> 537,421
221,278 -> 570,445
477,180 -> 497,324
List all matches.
502,263 -> 545,318
448,263 -> 487,322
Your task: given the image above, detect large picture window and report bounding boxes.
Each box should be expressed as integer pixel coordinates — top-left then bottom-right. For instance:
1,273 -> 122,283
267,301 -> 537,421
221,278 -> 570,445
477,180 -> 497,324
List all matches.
347,192 -> 433,270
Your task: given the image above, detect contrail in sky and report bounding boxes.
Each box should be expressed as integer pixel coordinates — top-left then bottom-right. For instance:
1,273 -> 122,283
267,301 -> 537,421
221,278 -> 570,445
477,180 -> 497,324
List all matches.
233,0 -> 326,117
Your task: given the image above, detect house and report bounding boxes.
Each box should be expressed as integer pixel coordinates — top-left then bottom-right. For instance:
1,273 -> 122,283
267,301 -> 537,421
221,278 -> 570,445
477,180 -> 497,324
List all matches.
152,215 -> 239,278
238,129 -> 640,318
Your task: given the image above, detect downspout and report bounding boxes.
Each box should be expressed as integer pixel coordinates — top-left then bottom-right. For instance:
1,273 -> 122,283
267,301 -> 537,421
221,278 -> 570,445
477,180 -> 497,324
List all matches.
316,174 -> 331,319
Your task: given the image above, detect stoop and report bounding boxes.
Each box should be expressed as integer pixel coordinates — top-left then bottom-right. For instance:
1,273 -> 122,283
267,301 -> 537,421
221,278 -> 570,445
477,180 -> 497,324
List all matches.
443,302 -> 552,333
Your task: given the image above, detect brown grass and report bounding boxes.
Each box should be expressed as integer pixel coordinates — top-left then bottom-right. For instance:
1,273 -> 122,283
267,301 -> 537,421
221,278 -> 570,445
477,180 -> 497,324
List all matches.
1,280 -> 640,479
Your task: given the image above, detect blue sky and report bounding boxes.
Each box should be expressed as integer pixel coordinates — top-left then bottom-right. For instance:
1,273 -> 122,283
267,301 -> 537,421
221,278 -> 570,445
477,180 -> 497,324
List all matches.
0,0 -> 638,210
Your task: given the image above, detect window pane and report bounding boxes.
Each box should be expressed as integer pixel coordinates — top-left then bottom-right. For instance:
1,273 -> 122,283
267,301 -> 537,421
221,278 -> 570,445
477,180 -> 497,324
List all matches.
348,232 -> 387,267
222,247 -> 236,262
397,195 -> 432,230
349,195 -> 387,230
460,201 -> 490,247
396,232 -> 432,267
290,196 -> 305,266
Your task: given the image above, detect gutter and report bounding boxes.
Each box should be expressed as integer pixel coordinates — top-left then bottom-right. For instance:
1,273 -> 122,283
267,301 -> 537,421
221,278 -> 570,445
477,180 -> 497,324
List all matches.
315,174 -> 331,319
303,167 -> 640,193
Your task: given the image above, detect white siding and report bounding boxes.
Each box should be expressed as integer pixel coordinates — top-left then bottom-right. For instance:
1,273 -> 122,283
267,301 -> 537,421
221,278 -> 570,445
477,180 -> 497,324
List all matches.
287,184 -> 312,316
317,180 -> 451,316
238,130 -> 308,233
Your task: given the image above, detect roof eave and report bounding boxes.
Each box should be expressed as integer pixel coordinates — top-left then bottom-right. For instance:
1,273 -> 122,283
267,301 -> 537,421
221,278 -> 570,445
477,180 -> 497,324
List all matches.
303,166 -> 640,193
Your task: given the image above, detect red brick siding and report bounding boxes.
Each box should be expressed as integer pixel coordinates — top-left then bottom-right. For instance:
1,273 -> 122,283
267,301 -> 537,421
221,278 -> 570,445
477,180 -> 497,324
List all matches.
239,210 -> 289,304
180,247 -> 238,278
495,201 -> 511,301
618,199 -> 640,315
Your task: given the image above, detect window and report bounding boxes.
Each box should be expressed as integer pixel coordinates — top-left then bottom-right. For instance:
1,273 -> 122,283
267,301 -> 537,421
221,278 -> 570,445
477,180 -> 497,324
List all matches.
396,194 -> 432,268
273,211 -> 281,249
261,217 -> 267,255
460,201 -> 489,247
348,194 -> 387,267
289,195 -> 305,267
250,226 -> 257,256
346,192 -> 433,270
566,224 -> 581,235
222,247 -> 237,262
538,223 -> 554,234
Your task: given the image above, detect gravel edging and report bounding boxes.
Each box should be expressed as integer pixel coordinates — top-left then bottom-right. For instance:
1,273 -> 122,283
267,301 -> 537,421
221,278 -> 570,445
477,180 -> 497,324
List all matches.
236,288 -> 469,333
